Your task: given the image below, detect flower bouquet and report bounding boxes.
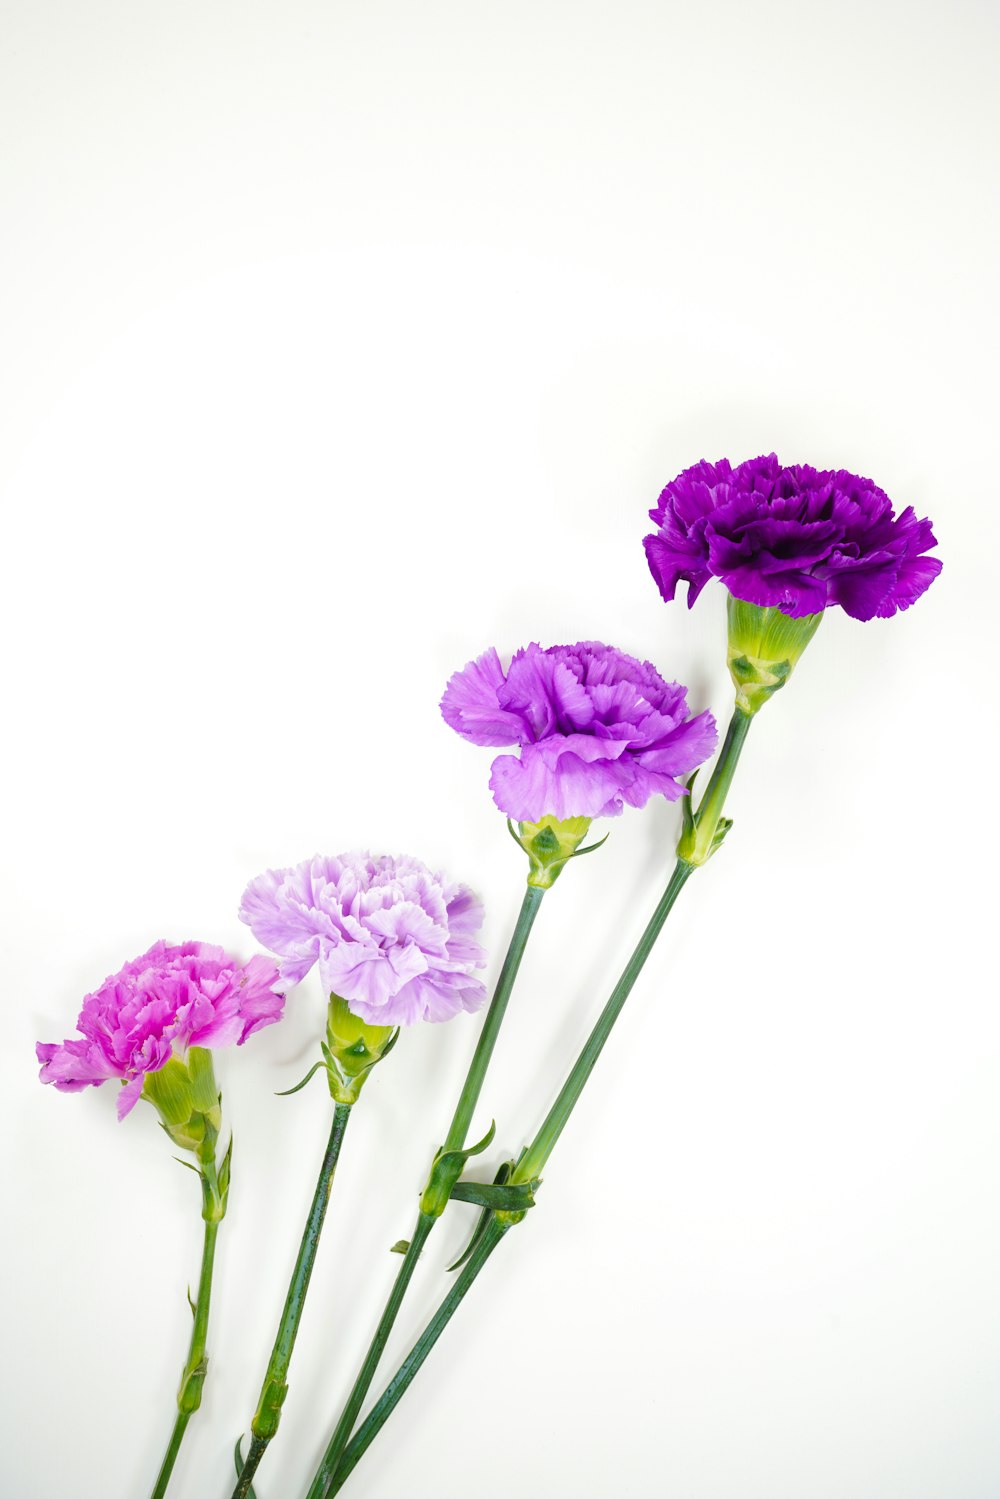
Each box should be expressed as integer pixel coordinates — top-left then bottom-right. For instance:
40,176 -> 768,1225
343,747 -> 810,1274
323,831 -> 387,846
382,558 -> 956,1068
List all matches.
37,453 -> 940,1497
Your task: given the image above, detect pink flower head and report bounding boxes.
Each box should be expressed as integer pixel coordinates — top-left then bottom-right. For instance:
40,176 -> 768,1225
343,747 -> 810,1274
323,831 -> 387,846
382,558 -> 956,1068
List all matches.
441,641 -> 718,822
36,941 -> 284,1119
239,853 -> 488,1027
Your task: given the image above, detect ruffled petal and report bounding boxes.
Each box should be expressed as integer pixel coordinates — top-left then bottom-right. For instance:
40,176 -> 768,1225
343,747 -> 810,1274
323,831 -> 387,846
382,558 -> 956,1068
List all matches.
440,648 -> 526,746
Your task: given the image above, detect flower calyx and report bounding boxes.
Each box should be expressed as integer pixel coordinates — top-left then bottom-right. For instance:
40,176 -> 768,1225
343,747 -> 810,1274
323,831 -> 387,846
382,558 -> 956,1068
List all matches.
726,594 -> 822,716
142,1047 -> 230,1220
509,815 -> 608,889
279,994 -> 399,1106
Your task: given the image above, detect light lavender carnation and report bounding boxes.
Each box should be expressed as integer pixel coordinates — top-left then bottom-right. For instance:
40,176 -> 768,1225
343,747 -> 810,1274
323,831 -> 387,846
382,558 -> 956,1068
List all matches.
239,853 -> 488,1027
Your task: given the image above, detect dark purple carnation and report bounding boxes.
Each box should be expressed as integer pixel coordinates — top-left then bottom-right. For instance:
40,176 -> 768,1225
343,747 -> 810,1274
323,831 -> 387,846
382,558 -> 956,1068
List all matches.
644,454 -> 941,621
441,641 -> 717,821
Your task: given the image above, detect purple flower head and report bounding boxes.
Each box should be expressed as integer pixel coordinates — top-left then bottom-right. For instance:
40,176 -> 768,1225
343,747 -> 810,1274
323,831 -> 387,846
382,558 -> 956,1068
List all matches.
239,853 -> 488,1028
644,454 -> 942,621
36,942 -> 284,1120
441,641 -> 718,822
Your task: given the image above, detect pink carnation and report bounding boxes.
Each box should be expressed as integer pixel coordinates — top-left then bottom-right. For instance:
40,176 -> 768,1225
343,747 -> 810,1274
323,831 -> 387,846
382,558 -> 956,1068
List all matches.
36,941 -> 284,1120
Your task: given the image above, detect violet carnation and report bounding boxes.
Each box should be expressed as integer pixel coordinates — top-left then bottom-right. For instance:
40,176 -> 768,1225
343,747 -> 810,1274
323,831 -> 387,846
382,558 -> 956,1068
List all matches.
36,942 -> 284,1119
644,453 -> 942,621
239,853 -> 487,1027
441,641 -> 718,822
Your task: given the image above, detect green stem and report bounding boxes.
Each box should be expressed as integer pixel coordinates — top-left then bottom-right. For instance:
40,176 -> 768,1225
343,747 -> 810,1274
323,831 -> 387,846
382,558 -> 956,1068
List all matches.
149,1212 -> 220,1499
303,883 -> 545,1499
518,707 -> 752,1186
680,705 -> 752,865
697,706 -> 751,832
327,1217 -> 510,1496
229,1102 -> 352,1499
303,1213 -> 434,1499
322,709 -> 754,1492
512,857 -> 694,1185
445,884 -> 545,1150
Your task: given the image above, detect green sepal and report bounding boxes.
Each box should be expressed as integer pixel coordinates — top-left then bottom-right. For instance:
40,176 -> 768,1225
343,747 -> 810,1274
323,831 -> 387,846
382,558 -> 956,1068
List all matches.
143,1048 -> 222,1153
277,1019 -> 400,1107
323,996 -> 400,1103
726,594 -> 822,715
143,1057 -> 197,1127
509,815 -> 603,888
419,1119 -> 496,1219
187,1046 -> 222,1123
234,1436 -> 259,1499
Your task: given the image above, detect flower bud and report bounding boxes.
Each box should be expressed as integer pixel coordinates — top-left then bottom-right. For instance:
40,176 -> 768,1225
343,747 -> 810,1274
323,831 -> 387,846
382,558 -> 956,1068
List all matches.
513,815 -> 593,888
726,594 -> 822,715
323,994 -> 396,1104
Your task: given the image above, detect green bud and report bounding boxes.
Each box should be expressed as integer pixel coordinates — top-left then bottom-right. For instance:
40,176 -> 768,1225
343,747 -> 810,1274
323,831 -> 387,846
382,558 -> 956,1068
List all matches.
513,815 -> 594,888
726,594 -> 822,715
323,994 -> 397,1105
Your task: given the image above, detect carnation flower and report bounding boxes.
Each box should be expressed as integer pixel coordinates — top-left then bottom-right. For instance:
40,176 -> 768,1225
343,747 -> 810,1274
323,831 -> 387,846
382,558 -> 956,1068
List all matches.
36,941 -> 284,1119
644,453 -> 941,621
441,641 -> 718,822
239,853 -> 487,1027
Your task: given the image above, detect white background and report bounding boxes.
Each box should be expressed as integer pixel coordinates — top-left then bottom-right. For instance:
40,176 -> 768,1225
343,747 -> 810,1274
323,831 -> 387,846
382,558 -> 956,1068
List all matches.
2,3 -> 998,1497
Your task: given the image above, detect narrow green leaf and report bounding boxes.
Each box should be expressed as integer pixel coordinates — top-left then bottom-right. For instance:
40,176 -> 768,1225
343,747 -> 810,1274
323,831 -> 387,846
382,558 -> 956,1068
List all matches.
275,1061 -> 328,1097
681,770 -> 699,836
447,1161 -> 516,1272
449,1180 -> 536,1212
233,1436 -> 258,1499
573,831 -> 610,859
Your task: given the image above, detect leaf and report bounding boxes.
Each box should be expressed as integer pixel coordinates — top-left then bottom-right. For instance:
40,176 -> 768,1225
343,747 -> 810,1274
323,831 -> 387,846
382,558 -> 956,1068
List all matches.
572,830 -> 610,859
390,1239 -> 411,1255
681,770 -> 699,837
233,1436 -> 258,1499
275,1060 -> 328,1097
449,1179 -> 536,1212
447,1161 -> 518,1272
